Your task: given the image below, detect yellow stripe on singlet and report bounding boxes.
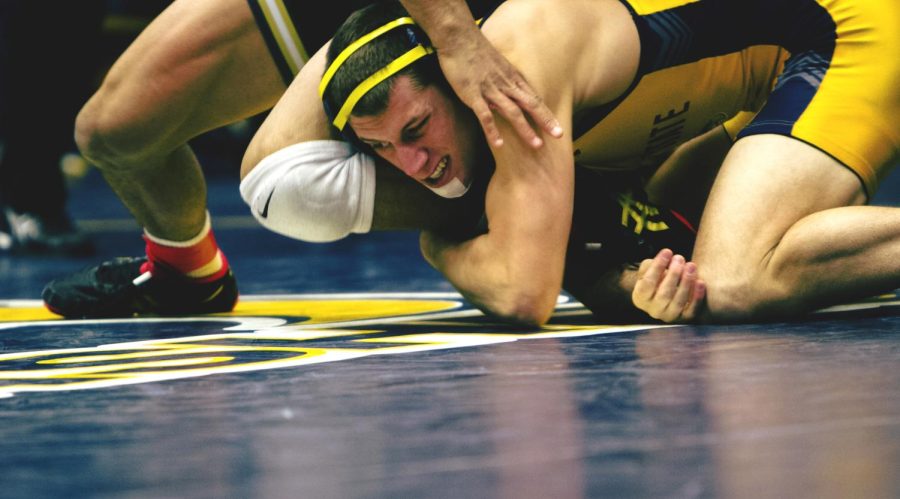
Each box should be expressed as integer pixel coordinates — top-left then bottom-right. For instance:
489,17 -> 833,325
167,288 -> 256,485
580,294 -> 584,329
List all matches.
623,0 -> 698,15
255,0 -> 308,75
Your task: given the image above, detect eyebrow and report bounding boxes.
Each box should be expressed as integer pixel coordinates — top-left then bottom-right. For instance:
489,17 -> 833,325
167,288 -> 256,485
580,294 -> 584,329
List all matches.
358,113 -> 427,144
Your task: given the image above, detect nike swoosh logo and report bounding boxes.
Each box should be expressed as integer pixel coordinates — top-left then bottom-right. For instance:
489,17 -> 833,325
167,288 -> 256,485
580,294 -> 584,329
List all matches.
258,188 -> 275,219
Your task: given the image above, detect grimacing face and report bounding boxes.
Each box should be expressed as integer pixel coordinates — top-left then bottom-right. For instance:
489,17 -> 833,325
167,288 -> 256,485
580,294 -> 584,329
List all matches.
348,75 -> 484,198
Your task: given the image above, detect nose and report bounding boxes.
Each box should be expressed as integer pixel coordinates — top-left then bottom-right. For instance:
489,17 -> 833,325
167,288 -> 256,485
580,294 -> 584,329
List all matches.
394,145 -> 428,178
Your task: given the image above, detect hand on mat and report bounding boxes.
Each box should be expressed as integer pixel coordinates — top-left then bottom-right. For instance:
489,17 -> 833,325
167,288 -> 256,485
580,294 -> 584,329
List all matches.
436,26 -> 563,149
632,249 -> 706,323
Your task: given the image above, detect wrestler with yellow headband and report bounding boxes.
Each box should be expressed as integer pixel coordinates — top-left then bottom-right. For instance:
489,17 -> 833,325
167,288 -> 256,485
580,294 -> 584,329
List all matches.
42,0 -> 561,319
314,0 -> 899,324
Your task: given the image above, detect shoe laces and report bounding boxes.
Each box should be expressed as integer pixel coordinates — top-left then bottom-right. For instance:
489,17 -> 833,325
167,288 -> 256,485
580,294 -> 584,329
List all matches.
95,257 -> 148,286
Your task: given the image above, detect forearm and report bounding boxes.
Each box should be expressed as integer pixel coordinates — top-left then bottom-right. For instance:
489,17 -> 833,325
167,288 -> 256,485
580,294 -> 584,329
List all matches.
409,7 -> 575,323
424,125 -> 574,325
645,125 -> 731,223
421,220 -> 567,327
564,265 -> 654,323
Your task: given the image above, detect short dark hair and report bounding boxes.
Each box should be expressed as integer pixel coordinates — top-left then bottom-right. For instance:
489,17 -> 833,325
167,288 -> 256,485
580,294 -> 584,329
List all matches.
322,1 -> 447,123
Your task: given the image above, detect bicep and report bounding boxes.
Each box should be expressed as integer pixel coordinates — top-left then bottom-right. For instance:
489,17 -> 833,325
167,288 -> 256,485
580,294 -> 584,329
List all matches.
478,19 -> 578,279
479,97 -> 576,290
483,59 -> 576,236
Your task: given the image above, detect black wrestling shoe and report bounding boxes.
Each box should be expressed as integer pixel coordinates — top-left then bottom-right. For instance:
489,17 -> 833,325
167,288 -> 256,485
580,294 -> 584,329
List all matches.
42,256 -> 239,318
2,206 -> 95,257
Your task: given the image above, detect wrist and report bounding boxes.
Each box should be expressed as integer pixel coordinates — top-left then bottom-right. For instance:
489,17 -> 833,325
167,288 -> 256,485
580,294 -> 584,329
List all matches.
401,1 -> 480,52
433,21 -> 481,53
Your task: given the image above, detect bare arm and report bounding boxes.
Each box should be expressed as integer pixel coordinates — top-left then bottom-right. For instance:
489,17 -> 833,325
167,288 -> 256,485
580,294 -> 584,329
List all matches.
415,2 -> 612,326
420,97 -> 576,326
560,260 -> 700,323
646,110 -> 758,222
399,0 -> 563,148
644,124 -> 733,223
625,127 -> 730,323
631,121 -> 745,323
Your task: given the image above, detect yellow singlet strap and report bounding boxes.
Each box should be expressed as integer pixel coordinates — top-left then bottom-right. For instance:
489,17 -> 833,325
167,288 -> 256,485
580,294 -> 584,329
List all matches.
331,44 -> 434,130
319,16 -> 417,99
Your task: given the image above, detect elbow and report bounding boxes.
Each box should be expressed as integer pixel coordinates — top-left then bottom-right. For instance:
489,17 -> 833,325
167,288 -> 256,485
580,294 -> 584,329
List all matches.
482,289 -> 557,327
482,259 -> 566,327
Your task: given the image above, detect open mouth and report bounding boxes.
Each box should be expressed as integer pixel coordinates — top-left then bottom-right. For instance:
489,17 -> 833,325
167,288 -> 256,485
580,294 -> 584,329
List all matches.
426,156 -> 449,185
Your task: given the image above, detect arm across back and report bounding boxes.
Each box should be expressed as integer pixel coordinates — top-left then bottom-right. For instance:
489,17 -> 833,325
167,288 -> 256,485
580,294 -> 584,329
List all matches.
420,2 -> 582,326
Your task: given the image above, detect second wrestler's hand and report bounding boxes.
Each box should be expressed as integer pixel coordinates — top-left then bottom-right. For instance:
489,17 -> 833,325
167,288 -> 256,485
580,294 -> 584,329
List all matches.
437,26 -> 563,149
632,249 -> 706,323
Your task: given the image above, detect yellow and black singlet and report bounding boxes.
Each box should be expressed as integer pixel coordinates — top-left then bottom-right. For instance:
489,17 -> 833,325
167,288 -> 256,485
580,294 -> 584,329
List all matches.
574,0 -> 899,197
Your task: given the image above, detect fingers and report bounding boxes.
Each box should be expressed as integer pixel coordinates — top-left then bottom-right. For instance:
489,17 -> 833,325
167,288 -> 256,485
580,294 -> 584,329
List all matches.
438,37 -> 563,148
632,249 -> 705,323
657,260 -> 696,322
471,98 -> 503,148
632,248 -> 673,305
472,74 -> 563,149
481,83 -> 563,149
506,80 -> 563,139
681,278 -> 706,321
487,88 -> 542,148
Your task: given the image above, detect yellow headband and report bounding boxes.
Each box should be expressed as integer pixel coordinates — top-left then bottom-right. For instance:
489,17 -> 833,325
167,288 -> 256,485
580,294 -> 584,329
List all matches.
319,16 -> 434,131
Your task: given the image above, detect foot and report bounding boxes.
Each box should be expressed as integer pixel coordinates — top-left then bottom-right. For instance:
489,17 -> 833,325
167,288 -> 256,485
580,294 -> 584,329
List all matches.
1,206 -> 95,256
42,256 -> 239,318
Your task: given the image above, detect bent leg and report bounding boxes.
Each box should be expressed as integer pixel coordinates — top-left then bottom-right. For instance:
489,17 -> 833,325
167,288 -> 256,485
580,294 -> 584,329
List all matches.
76,0 -> 285,240
693,134 -> 900,321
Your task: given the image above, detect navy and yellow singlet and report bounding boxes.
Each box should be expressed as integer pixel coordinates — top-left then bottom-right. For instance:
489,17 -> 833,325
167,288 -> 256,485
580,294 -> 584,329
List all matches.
574,0 -> 899,197
248,0 -> 897,197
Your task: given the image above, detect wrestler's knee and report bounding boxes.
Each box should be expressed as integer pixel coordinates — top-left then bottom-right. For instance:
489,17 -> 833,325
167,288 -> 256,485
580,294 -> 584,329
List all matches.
74,84 -> 168,171
74,102 -> 129,172
694,253 -> 796,322
701,275 -> 770,322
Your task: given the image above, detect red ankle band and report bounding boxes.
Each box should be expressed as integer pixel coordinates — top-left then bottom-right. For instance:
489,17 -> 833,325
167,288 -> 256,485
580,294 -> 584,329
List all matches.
142,227 -> 228,281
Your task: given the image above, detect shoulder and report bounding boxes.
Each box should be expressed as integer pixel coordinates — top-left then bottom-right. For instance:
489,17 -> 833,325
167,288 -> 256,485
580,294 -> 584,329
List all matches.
482,0 -> 637,107
479,1 -> 600,103
482,0 -> 599,57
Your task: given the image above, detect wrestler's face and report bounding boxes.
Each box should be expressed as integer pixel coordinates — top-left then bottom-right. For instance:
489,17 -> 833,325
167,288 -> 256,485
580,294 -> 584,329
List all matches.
349,76 -> 484,198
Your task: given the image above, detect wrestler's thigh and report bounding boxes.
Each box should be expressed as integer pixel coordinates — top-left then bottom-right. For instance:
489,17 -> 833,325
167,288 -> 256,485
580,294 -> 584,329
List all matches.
88,0 -> 284,149
692,134 -> 867,272
243,45 -> 332,173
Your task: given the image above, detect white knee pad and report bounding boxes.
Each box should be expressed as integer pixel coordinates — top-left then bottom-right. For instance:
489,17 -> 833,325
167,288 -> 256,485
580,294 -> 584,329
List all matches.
239,140 -> 375,242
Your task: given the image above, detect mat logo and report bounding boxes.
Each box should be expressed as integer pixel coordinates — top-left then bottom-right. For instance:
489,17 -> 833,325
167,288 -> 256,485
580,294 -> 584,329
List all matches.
0,293 -> 661,398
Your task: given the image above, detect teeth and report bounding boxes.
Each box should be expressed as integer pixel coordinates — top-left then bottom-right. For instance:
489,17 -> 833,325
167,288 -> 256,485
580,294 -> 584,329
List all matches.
429,157 -> 448,180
